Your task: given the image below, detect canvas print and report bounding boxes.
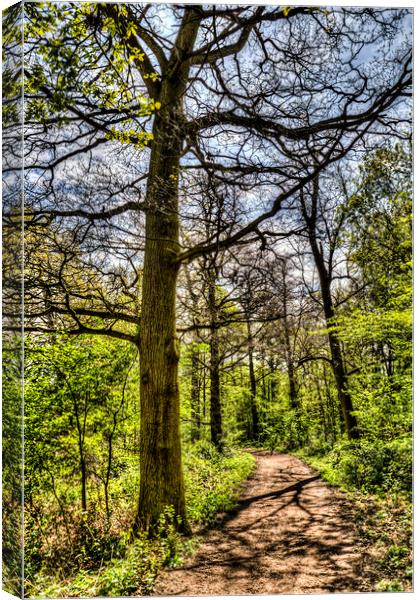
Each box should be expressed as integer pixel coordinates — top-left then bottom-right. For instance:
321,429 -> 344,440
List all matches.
2,1 -> 412,597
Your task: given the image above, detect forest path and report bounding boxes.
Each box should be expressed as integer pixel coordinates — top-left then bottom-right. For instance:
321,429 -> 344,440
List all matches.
153,451 -> 365,596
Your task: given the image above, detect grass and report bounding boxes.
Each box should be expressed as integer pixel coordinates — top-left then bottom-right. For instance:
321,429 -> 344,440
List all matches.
184,441 -> 256,527
349,491 -> 412,592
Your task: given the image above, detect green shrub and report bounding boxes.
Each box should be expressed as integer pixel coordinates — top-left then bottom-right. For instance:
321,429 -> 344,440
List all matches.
97,535 -> 162,596
329,436 -> 412,494
385,545 -> 409,568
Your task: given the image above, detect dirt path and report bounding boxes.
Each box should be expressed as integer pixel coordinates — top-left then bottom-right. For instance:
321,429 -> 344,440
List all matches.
154,451 -> 365,596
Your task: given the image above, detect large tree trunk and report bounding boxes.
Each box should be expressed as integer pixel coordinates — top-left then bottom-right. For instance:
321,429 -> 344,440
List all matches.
136,166 -> 186,532
135,11 -> 200,534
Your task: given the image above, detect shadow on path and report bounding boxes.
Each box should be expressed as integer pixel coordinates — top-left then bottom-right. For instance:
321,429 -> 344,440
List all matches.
237,474 -> 321,508
153,452 -> 364,596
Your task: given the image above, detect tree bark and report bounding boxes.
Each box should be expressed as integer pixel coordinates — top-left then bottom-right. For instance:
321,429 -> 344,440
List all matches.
135,11 -> 200,534
136,122 -> 186,532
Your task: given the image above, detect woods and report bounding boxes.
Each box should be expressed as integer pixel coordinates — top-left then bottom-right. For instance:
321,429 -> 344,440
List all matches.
2,2 -> 412,597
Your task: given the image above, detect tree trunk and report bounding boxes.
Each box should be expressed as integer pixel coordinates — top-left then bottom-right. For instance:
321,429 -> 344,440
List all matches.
323,362 -> 338,441
261,352 -> 267,404
190,344 -> 201,442
104,430 -> 114,519
268,357 -> 278,403
279,262 -> 301,445
287,362 -> 298,410
74,399 -> 88,513
326,324 -> 359,438
81,458 -> 87,513
209,329 -> 222,450
315,375 -> 328,442
283,318 -> 298,412
202,360 -> 207,419
305,190 -> 359,439
246,319 -> 259,440
208,275 -> 222,449
209,330 -> 222,448
135,11 -> 200,534
136,184 -> 186,533
279,261 -> 299,412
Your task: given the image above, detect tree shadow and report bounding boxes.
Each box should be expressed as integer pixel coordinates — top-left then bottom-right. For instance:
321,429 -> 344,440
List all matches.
157,458 -> 364,595
209,474 -> 321,533
237,474 -> 321,508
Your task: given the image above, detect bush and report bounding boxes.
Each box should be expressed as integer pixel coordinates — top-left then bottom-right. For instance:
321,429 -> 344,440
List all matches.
97,534 -> 167,596
330,436 -> 412,494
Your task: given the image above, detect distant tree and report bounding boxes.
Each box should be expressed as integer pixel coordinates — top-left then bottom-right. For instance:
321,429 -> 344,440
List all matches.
296,171 -> 361,438
336,145 -> 412,438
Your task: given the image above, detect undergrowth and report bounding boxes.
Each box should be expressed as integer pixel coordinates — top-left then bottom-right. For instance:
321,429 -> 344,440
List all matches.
184,440 -> 256,526
26,444 -> 255,598
294,438 -> 412,592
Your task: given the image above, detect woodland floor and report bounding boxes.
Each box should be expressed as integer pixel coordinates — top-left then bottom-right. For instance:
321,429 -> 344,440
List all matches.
153,451 -> 370,596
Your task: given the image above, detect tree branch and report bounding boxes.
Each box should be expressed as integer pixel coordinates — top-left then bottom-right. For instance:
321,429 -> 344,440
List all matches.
4,324 -> 138,345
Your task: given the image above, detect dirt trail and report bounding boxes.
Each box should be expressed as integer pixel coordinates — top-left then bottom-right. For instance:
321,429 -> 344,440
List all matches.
154,451 -> 365,596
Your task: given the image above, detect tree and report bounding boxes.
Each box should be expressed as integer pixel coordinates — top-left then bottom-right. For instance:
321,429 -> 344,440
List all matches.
3,3 -> 412,532
25,336 -> 138,515
297,174 -> 360,438
347,144 -> 412,314
336,144 -> 412,438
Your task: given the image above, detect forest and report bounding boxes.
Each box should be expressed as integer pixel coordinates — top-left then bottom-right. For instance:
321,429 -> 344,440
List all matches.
2,2 -> 412,597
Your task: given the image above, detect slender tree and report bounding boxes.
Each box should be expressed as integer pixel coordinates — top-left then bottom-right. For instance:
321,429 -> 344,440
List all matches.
297,175 -> 359,438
